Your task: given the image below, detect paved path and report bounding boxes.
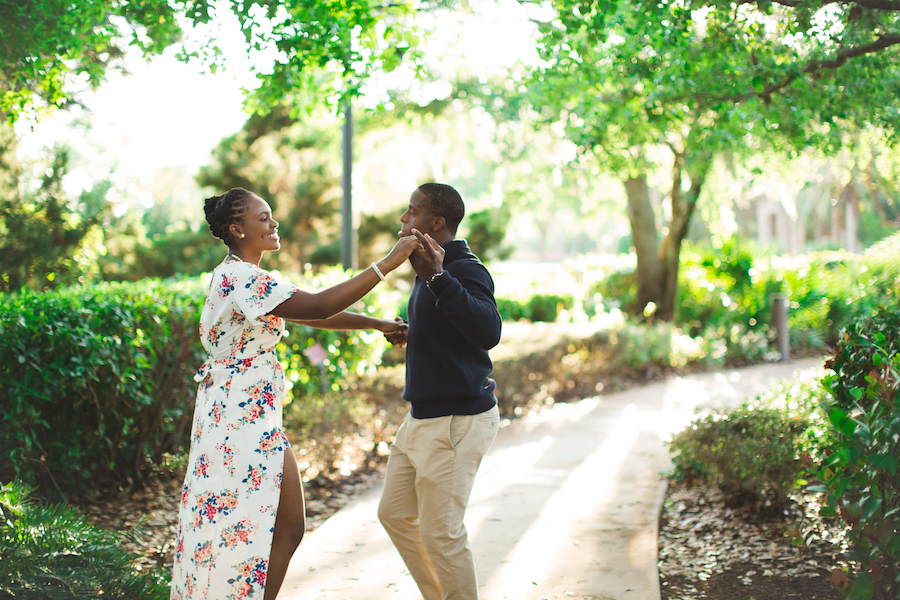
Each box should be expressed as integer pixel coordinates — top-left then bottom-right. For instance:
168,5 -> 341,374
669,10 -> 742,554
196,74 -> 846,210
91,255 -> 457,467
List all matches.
277,358 -> 824,600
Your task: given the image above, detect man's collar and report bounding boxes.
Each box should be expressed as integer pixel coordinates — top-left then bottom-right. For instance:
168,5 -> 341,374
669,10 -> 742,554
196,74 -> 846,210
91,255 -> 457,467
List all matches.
442,239 -> 468,260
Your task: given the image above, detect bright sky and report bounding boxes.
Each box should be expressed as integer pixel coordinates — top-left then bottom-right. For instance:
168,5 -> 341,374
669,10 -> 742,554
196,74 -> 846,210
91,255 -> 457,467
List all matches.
14,0 -> 544,199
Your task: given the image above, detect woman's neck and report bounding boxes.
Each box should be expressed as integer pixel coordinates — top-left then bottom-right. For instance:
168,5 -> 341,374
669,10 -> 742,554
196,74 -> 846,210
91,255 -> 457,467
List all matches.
227,249 -> 262,267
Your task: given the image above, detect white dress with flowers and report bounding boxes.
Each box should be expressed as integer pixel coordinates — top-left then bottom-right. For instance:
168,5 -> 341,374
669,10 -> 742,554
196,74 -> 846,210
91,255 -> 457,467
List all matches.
170,256 -> 299,600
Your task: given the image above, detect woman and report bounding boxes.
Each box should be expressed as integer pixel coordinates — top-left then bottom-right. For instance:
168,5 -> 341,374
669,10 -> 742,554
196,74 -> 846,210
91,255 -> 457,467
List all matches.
170,187 -> 419,600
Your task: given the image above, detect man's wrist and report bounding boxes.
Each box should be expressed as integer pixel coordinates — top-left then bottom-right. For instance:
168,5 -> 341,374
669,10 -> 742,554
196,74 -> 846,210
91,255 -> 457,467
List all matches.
426,271 -> 445,285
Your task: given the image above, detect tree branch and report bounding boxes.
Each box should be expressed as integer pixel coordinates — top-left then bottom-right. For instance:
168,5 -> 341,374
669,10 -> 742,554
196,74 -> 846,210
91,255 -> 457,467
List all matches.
844,0 -> 900,10
738,0 -> 900,10
715,32 -> 900,104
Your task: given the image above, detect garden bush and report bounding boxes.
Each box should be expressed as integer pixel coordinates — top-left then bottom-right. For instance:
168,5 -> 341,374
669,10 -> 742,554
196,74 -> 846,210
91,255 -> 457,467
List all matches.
668,377 -> 826,515
0,480 -> 171,599
0,279 -> 206,500
804,309 -> 900,600
0,268 -> 403,500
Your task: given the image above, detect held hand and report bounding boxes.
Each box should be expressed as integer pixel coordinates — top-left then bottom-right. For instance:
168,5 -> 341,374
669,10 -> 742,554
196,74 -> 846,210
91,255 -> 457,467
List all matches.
381,235 -> 423,273
409,229 -> 445,282
381,317 -> 408,347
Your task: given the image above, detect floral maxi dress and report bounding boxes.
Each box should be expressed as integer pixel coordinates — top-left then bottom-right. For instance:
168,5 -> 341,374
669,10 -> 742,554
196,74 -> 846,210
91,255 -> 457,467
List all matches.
171,256 -> 299,600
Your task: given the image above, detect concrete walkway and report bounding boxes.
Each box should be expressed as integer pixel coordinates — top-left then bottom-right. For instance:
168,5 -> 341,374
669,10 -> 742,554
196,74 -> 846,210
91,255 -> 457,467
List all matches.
277,358 -> 824,600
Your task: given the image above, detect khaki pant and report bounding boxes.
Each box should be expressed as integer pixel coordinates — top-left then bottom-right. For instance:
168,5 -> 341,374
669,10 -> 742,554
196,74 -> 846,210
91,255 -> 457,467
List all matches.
378,405 -> 500,600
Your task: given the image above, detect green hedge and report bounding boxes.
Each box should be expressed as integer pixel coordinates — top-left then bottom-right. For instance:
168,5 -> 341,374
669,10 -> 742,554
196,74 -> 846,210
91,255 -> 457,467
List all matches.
0,268 -> 403,500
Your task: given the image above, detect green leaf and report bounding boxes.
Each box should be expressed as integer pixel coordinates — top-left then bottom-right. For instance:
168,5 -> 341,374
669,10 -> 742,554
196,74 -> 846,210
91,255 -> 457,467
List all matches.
829,408 -> 848,428
860,496 -> 882,521
869,454 -> 899,474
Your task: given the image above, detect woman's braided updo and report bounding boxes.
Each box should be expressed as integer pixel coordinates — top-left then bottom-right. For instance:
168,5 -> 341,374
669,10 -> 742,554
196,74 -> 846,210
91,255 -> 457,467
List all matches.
203,188 -> 254,248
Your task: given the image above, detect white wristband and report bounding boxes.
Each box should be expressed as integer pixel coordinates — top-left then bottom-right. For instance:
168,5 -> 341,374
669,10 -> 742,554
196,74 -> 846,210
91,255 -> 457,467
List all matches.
371,262 -> 385,281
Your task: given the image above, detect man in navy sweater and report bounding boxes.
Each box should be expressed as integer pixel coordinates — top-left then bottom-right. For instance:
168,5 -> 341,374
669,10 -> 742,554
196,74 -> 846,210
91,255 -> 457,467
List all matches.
378,183 -> 502,600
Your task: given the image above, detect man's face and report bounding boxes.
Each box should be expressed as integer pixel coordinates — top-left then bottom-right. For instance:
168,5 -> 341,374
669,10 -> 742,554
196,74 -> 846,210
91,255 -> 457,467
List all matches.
399,189 -> 437,238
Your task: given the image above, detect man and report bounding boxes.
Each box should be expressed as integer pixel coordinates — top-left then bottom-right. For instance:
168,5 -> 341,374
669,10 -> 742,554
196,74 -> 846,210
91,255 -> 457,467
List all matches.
378,182 -> 502,600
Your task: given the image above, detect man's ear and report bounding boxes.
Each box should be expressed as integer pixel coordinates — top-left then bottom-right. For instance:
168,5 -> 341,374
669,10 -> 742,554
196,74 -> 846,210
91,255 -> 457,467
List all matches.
431,215 -> 446,232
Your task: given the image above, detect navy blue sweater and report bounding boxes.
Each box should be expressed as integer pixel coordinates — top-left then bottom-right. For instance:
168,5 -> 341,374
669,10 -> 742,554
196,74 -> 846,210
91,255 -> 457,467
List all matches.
403,240 -> 502,418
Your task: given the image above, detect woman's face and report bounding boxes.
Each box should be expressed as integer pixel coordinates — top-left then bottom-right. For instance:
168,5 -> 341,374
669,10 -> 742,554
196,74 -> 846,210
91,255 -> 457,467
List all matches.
236,194 -> 280,252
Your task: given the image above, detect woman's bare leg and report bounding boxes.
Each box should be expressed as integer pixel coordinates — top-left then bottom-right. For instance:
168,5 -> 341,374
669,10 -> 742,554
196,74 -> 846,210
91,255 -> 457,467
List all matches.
264,447 -> 306,600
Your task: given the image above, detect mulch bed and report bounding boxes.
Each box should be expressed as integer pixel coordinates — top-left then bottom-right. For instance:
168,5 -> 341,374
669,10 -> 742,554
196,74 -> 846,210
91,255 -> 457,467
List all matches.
659,481 -> 848,600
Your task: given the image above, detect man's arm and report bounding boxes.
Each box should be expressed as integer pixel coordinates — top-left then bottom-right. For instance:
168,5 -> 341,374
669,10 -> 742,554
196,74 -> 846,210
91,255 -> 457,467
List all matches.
407,228 -> 500,350
427,263 -> 502,350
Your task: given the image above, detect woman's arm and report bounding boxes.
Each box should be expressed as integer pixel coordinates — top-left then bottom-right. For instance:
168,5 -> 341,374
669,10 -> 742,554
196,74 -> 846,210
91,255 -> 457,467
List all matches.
288,311 -> 398,332
288,313 -> 409,346
269,235 -> 420,321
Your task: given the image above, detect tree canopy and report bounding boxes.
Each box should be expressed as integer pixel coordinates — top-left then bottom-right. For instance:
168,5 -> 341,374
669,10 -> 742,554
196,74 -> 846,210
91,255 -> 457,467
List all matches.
0,0 -> 183,120
0,0 -> 452,123
522,0 -> 900,319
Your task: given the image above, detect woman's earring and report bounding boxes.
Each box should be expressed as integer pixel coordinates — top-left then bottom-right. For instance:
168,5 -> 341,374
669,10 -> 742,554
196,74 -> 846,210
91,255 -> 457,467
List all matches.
240,233 -> 245,238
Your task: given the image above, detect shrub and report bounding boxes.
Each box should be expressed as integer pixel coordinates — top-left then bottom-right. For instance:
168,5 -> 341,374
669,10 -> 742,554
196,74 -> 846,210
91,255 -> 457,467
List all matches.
0,279 -> 206,500
496,292 -> 575,322
0,480 -> 170,599
804,310 -> 900,600
668,377 -> 825,515
0,268 -> 403,499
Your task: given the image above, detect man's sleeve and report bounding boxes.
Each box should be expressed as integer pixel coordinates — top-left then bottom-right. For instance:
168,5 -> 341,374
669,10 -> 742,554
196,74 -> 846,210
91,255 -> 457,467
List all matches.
428,262 -> 502,350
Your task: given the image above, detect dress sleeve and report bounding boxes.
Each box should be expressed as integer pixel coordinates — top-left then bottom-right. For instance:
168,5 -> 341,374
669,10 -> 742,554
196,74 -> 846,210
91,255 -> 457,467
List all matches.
232,263 -> 299,321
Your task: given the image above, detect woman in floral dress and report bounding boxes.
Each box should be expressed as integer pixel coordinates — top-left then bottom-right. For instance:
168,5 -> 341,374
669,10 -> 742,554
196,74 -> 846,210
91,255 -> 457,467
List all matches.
170,187 -> 419,600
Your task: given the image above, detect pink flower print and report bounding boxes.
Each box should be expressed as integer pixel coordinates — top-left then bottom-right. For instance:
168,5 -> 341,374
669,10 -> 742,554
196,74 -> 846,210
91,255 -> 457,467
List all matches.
245,380 -> 277,409
208,321 -> 224,347
218,274 -> 236,298
229,309 -> 246,327
246,275 -> 277,303
174,534 -> 185,563
271,470 -> 283,493
192,541 -> 214,568
256,429 -> 286,456
219,518 -> 258,548
220,489 -> 240,512
216,439 -> 239,475
231,580 -> 252,600
234,357 -> 255,375
196,491 -> 219,524
240,400 -> 264,423
260,314 -> 283,335
193,453 -> 211,478
209,400 -> 224,426
181,482 -> 190,507
227,557 -> 268,599
193,489 -> 239,526
242,464 -> 266,494
191,423 -> 203,446
231,329 -> 253,354
185,574 -> 196,598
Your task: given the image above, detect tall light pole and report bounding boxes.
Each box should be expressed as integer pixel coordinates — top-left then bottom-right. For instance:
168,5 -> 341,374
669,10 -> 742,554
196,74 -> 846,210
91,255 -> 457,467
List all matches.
340,96 -> 357,271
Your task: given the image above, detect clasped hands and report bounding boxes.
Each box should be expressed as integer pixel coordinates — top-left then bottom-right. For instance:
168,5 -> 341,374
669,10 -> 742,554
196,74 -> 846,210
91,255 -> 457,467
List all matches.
380,228 -> 445,348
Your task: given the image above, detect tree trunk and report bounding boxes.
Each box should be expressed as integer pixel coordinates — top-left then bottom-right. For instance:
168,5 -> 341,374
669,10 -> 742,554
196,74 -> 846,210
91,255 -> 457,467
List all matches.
624,158 -> 707,322
624,175 -> 663,314
657,151 -> 705,321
